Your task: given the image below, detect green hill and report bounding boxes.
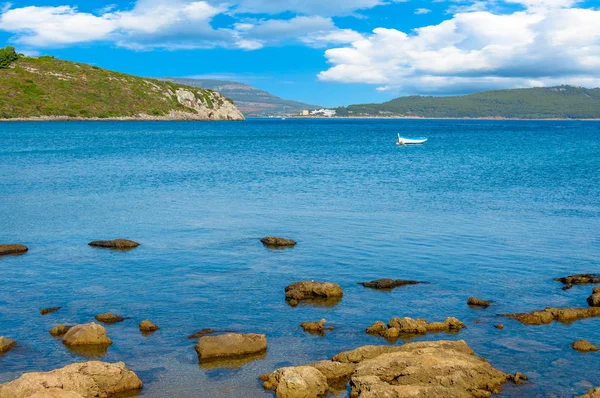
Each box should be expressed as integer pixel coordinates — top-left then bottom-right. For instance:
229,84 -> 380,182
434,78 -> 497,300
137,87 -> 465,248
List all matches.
0,49 -> 244,120
338,86 -> 600,119
164,78 -> 321,117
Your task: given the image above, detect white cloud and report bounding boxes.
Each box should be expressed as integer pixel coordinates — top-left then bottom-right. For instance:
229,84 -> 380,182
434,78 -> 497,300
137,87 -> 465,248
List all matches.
414,8 -> 432,14
319,7 -> 600,93
229,0 -> 386,16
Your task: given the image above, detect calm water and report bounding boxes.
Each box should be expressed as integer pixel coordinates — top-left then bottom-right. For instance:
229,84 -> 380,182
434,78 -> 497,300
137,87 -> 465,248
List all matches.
1,119 -> 599,397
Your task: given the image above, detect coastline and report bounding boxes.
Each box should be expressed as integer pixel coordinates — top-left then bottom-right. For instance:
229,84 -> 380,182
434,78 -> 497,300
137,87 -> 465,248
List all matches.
287,115 -> 600,121
0,114 -> 245,122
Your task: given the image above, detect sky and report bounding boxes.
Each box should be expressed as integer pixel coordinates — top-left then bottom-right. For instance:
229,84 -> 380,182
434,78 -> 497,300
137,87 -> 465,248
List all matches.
0,0 -> 599,107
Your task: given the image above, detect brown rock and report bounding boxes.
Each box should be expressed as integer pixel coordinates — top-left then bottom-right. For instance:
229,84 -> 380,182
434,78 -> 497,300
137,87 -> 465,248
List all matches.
588,293 -> 600,307
359,279 -> 419,290
468,297 -> 491,307
41,307 -> 62,316
0,361 -> 142,397
510,372 -> 529,384
0,337 -> 16,355
501,307 -> 600,325
310,361 -> 356,387
365,321 -> 387,335
261,340 -> 515,398
261,236 -> 296,248
556,274 -> 600,286
578,388 -> 600,398
49,325 -> 72,337
573,340 -> 599,352
368,316 -> 465,338
285,281 -> 343,305
0,244 -> 28,256
139,320 -> 159,333
495,324 -> 505,330
195,333 -> 267,360
88,239 -> 139,249
187,328 -> 236,339
62,322 -> 112,347
301,319 -> 333,334
95,313 -> 125,324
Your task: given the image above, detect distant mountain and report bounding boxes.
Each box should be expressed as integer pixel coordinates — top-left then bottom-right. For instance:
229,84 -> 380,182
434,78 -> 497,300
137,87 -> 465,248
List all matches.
164,78 -> 321,117
337,86 -> 600,119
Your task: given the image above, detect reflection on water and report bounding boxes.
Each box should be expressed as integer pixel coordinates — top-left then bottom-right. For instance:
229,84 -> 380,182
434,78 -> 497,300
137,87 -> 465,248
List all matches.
64,344 -> 110,359
199,352 -> 268,370
0,119 -> 599,397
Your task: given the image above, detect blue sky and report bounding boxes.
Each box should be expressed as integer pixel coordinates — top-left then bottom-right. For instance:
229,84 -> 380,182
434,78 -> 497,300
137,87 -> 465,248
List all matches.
1,0 -> 599,107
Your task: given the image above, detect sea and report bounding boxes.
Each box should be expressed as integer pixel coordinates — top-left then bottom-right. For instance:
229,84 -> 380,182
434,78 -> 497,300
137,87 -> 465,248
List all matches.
0,119 -> 599,397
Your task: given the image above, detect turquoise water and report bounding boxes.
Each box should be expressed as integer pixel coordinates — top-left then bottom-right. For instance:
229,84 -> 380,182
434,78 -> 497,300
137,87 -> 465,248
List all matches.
0,119 -> 599,397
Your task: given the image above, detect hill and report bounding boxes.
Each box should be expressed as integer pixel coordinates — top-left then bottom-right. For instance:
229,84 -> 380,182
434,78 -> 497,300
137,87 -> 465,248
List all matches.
337,86 -> 600,119
164,78 -> 321,117
0,49 -> 244,121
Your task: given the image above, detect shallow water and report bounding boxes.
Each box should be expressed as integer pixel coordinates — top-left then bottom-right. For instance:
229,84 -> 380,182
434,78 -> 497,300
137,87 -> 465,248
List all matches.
0,119 -> 599,397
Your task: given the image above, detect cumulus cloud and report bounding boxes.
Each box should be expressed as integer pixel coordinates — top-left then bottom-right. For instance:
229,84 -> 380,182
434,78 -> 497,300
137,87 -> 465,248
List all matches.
318,6 -> 600,93
414,8 -> 432,15
229,0 -> 386,16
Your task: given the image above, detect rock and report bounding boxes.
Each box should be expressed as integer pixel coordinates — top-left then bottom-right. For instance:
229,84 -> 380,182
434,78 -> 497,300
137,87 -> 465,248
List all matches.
88,239 -> 139,249
50,325 -> 72,337
188,328 -> 236,339
40,307 -> 62,315
501,307 -> 600,325
468,297 -> 491,307
0,337 -> 16,355
368,316 -> 465,339
139,320 -> 159,333
285,281 -> 343,305
594,286 -> 600,294
359,279 -> 419,290
0,361 -> 142,397
261,340 -> 516,398
495,324 -> 505,330
260,366 -> 328,398
301,319 -> 333,334
0,244 -> 28,256
510,372 -> 529,384
62,323 -> 112,347
588,293 -> 600,307
573,340 -> 599,352
556,274 -> 600,286
261,236 -> 296,248
195,333 -> 267,360
578,388 -> 600,398
95,313 -> 125,324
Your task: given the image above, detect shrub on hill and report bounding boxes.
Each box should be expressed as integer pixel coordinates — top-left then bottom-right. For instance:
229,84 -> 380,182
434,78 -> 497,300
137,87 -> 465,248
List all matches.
0,46 -> 18,69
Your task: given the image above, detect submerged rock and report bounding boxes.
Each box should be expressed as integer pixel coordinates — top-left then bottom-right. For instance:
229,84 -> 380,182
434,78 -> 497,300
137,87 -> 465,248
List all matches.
50,325 -> 72,337
139,320 -> 159,333
285,281 -> 343,306
367,317 -> 465,339
260,340 -> 517,398
0,361 -> 142,397
95,313 -> 125,324
301,319 -> 334,334
556,274 -> 600,289
0,337 -> 16,355
468,297 -> 491,307
573,340 -> 599,352
578,388 -> 600,398
261,236 -> 296,248
500,307 -> 600,325
359,279 -> 420,290
0,244 -> 28,256
187,328 -> 237,339
88,239 -> 139,249
41,307 -> 62,315
62,322 -> 112,347
195,333 -> 267,360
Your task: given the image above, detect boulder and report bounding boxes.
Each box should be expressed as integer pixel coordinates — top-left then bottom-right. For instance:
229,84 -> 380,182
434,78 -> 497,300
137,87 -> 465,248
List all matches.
301,319 -> 333,334
41,307 -> 62,315
359,279 -> 419,290
95,313 -> 125,324
139,320 -> 159,333
62,323 -> 112,346
260,340 -> 517,398
0,244 -> 28,256
261,236 -> 296,248
495,324 -> 505,330
578,388 -> 600,398
88,239 -> 139,249
0,337 -> 16,355
510,372 -> 529,384
468,297 -> 491,307
50,325 -> 72,337
556,274 -> 600,289
573,340 -> 599,352
285,281 -> 343,305
501,307 -> 600,325
588,293 -> 600,307
0,361 -> 142,397
367,317 -> 465,339
195,333 -> 267,360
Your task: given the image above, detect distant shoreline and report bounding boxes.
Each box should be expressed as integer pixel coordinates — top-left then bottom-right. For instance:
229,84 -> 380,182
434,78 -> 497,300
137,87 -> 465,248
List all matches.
287,115 -> 600,121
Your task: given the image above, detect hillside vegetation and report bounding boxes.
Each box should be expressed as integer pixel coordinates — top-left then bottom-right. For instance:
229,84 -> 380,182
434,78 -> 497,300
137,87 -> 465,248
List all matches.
0,50 -> 244,120
338,86 -> 600,119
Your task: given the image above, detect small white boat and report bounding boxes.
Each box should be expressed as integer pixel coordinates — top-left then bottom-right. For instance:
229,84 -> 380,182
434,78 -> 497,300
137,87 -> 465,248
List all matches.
396,134 -> 428,145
